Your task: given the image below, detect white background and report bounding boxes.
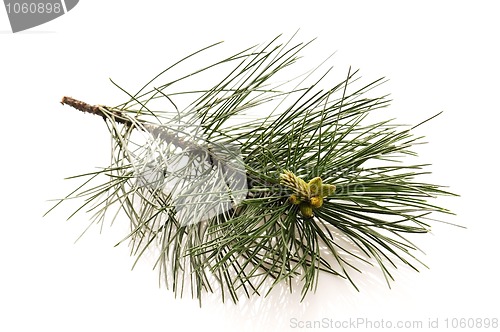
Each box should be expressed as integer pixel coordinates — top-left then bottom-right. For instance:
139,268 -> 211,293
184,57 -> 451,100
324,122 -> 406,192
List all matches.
1,1 -> 499,331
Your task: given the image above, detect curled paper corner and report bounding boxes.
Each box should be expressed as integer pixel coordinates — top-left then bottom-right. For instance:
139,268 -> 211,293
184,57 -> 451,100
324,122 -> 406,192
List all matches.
4,0 -> 80,33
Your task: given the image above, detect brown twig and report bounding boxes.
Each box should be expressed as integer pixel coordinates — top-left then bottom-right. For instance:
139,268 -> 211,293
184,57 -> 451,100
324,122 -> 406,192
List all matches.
60,96 -> 197,151
59,96 -> 266,193
61,96 -> 139,126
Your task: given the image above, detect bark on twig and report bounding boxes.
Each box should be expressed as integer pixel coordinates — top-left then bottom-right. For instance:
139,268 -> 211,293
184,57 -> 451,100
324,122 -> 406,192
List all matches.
61,96 -> 196,152
61,96 -> 131,126
60,96 -> 268,194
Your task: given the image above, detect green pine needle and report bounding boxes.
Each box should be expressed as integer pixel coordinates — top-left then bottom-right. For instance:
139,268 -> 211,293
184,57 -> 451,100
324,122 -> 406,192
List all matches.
46,35 -> 457,304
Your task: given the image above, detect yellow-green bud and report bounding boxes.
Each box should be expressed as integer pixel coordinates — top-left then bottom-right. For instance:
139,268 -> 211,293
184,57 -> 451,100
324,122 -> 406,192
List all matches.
280,170 -> 336,218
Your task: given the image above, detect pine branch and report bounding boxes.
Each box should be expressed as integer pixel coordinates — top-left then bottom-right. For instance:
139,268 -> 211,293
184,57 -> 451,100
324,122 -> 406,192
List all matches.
47,36 -> 458,304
